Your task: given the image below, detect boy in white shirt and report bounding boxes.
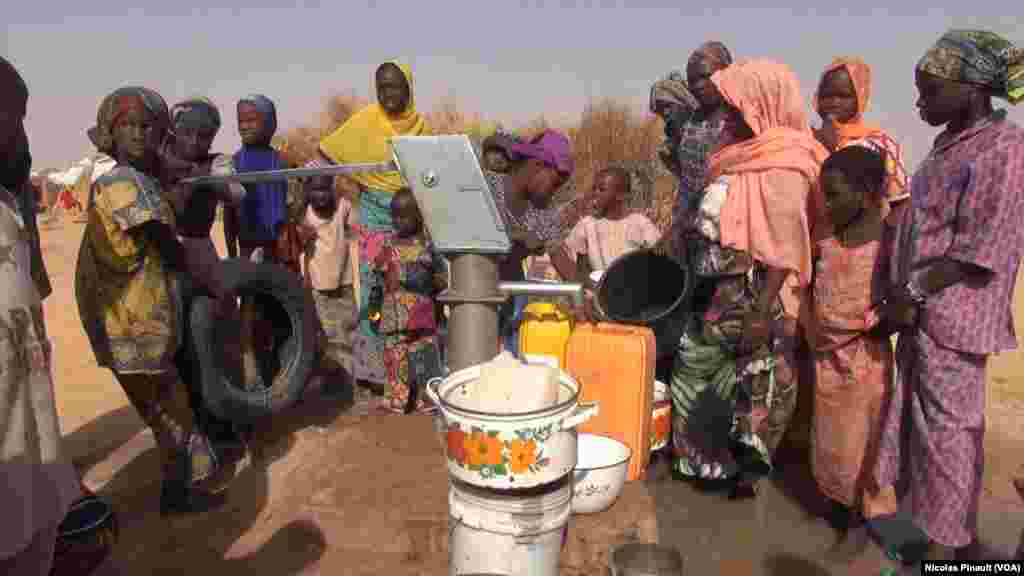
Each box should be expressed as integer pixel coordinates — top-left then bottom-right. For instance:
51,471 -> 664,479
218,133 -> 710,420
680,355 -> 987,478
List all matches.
553,166 -> 661,285
299,176 -> 357,397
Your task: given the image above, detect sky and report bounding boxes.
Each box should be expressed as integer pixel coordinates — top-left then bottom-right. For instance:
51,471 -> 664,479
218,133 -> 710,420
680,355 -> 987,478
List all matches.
6,1 -> 1023,171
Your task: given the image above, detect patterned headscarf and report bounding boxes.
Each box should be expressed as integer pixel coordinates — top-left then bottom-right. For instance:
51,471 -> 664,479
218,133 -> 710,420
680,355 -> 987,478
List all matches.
87,87 -> 170,156
237,94 -> 278,142
650,71 -> 700,114
172,97 -> 221,133
918,29 -> 1024,104
688,41 -> 734,70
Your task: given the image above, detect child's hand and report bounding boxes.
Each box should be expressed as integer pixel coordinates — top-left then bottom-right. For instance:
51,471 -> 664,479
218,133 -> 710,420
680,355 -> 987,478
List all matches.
432,272 -> 448,293
373,248 -> 393,270
815,116 -> 841,152
297,223 -> 317,245
384,265 -> 401,293
513,230 -> 546,255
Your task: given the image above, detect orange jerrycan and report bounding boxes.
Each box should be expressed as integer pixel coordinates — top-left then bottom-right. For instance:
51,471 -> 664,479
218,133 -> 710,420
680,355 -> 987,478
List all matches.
519,301 -> 574,370
566,322 -> 655,481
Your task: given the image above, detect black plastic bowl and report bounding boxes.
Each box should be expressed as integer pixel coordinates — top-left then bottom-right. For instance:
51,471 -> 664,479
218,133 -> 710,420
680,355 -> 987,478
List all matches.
596,250 -> 692,359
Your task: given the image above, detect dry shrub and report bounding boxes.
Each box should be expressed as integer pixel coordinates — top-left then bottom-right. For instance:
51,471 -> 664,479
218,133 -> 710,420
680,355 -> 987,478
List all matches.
277,92 -> 677,230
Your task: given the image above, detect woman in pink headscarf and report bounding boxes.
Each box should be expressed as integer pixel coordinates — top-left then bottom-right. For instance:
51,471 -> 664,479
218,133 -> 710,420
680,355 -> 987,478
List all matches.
669,59 -> 827,499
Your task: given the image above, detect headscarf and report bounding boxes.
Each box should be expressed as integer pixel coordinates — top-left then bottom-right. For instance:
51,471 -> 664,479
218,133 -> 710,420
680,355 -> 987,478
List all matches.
505,129 -> 574,177
813,57 -> 909,202
237,94 -> 277,142
172,96 -> 222,133
319,60 -> 428,194
918,30 -> 1024,105
234,94 -> 286,244
481,130 -> 522,156
707,59 -> 829,313
650,71 -> 699,115
0,57 -> 30,192
813,57 -> 876,142
0,57 -> 51,301
88,87 -> 170,157
688,41 -> 734,70
0,56 -> 28,105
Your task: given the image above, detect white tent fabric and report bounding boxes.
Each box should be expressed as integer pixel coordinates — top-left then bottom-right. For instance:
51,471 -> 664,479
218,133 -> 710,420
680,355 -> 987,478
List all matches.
49,166 -> 84,187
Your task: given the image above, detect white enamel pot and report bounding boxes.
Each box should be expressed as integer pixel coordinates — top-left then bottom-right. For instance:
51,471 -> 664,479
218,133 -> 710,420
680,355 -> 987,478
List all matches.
426,364 -> 599,490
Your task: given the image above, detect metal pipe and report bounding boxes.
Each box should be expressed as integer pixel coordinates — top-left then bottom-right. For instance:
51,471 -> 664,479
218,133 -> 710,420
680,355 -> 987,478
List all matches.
179,161 -> 398,186
441,253 -> 506,372
448,303 -> 500,373
498,281 -> 584,308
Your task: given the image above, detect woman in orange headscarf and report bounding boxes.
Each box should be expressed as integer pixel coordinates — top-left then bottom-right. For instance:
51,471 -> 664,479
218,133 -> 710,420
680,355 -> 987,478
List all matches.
669,59 -> 827,499
814,57 -> 909,219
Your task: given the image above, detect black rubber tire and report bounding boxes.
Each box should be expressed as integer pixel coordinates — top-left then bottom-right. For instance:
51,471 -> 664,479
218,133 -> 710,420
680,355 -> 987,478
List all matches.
190,258 -> 317,424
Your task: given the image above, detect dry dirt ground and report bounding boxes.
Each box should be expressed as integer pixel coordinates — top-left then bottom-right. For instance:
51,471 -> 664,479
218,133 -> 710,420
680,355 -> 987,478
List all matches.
41,217 -> 1024,575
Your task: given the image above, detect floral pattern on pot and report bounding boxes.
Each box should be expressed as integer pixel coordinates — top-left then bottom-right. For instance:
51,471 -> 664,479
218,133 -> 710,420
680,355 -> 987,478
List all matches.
445,422 -> 555,478
574,483 -> 611,499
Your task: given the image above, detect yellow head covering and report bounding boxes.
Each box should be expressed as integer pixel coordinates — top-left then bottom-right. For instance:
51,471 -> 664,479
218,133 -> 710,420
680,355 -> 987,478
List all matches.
319,60 -> 429,193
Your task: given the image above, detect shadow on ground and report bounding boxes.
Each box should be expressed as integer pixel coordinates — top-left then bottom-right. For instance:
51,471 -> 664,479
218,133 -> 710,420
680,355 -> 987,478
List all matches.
64,405 -> 145,474
75,377 -> 365,574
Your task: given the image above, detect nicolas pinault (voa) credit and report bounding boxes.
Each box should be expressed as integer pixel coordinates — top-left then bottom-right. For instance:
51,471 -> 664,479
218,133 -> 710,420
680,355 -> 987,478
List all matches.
923,561 -> 1024,573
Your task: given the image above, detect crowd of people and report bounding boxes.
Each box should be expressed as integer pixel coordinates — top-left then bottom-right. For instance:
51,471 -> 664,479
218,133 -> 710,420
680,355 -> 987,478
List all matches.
2,26 -> 1024,573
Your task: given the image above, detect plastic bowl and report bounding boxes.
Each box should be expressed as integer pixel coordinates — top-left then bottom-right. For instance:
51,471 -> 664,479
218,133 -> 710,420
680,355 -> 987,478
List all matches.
572,433 -> 631,514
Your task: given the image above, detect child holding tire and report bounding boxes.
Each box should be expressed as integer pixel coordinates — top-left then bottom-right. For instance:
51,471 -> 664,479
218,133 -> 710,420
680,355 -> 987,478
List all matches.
75,87 -> 229,516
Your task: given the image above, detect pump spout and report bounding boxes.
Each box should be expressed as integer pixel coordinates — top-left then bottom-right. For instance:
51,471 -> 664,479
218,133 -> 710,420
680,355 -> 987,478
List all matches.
498,281 -> 584,308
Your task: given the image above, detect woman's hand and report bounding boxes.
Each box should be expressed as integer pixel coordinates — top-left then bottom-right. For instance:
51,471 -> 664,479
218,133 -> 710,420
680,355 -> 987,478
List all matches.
881,294 -> 920,331
814,116 -> 840,151
575,289 -> 600,322
510,229 -> 545,255
432,272 -> 448,293
739,307 -> 772,354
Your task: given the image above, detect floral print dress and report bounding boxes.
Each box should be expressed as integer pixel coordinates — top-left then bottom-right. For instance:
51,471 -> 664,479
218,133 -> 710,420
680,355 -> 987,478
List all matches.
374,236 -> 447,413
670,176 -> 780,481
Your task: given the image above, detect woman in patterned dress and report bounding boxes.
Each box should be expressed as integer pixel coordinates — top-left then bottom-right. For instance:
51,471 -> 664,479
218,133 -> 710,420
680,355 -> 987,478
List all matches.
655,41 -> 735,264
668,60 -> 828,499
874,29 -> 1024,561
75,87 -> 229,515
315,61 -> 429,390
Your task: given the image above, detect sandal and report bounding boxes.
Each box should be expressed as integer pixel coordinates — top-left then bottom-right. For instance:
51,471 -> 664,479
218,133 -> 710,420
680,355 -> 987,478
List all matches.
159,441 -> 227,517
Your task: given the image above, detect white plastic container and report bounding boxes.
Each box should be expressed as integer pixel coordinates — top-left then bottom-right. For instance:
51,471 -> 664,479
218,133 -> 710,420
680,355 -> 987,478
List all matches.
448,478 -> 571,576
